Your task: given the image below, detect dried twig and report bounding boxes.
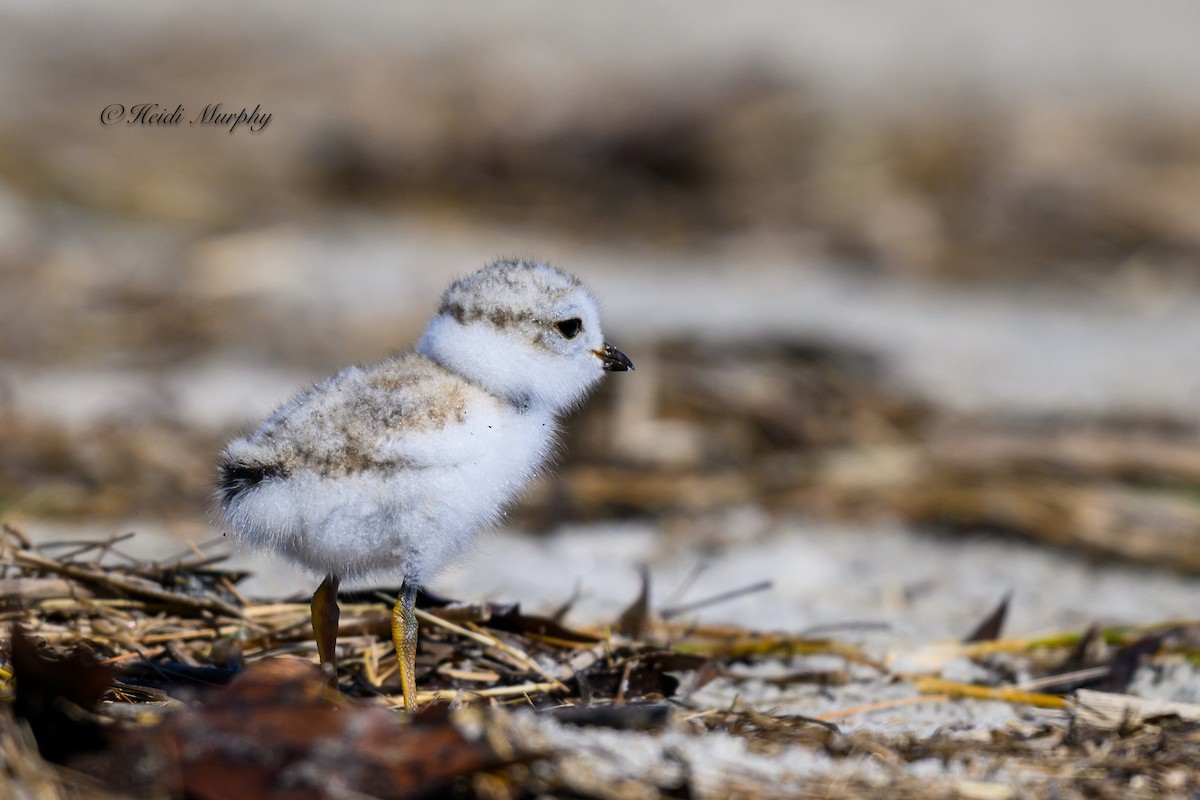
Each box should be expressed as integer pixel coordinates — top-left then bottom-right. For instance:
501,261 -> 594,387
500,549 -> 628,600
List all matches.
10,549 -> 243,619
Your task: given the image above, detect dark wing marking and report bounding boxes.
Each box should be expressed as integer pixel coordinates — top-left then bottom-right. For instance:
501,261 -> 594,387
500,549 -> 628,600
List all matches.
217,459 -> 286,510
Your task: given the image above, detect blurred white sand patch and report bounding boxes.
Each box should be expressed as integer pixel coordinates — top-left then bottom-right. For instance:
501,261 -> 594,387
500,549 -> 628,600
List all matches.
688,671 -> 1036,738
2,361 -> 316,431
3,367 -> 163,429
503,710 -> 893,797
163,361 -> 320,431
504,704 -> 1050,791
587,247 -> 1200,420
1128,657 -> 1200,705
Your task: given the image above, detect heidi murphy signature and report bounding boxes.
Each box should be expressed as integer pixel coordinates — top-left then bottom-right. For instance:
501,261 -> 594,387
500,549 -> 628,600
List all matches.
100,103 -> 271,133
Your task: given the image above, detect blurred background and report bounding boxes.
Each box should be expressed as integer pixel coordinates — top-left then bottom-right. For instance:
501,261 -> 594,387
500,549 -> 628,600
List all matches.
3,1 -> 1200,638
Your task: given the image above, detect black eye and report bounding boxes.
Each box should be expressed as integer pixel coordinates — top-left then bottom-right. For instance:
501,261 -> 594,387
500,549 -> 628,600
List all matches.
555,318 -> 583,339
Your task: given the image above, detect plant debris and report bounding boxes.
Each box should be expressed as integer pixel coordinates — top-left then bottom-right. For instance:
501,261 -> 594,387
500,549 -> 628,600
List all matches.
3,525 -> 1200,798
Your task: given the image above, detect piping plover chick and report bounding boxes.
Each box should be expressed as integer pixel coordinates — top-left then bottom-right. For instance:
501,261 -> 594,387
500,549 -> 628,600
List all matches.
217,259 -> 632,710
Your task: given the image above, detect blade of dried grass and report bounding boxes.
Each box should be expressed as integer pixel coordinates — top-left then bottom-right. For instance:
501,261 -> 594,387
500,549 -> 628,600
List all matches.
139,625 -> 245,645
242,602 -> 309,619
671,631 -> 885,671
2,522 -> 33,548
914,677 -> 1069,709
38,531 -> 137,562
35,598 -> 145,612
11,550 -> 243,619
659,580 -> 773,620
814,693 -> 953,722
408,681 -> 563,707
217,575 -> 249,606
945,618 -> 1200,659
439,667 -> 503,682
1015,666 -> 1112,692
98,649 -> 167,666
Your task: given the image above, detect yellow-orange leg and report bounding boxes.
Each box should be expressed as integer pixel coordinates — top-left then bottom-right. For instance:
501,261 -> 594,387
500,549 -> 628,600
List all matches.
391,582 -> 419,712
311,573 -> 341,688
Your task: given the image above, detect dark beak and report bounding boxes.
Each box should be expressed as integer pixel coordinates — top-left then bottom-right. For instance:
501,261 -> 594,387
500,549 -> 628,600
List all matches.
594,342 -> 634,372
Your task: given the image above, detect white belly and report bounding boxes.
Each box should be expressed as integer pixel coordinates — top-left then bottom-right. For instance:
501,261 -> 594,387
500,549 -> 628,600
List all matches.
226,403 -> 556,582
